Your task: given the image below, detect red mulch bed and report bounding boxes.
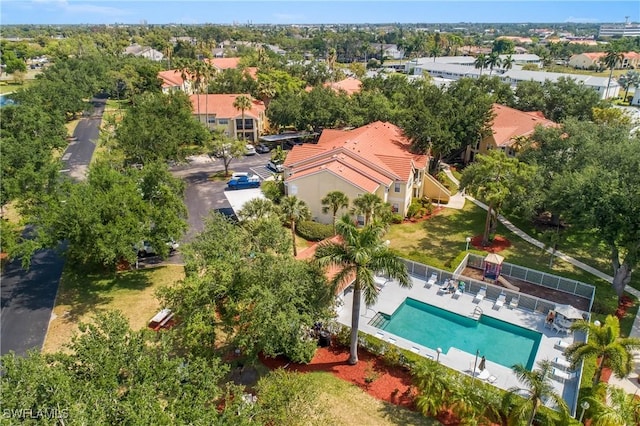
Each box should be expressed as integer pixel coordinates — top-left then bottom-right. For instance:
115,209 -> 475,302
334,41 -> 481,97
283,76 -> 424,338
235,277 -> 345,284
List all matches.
260,343 -> 473,425
403,206 -> 445,224
470,235 -> 511,253
260,344 -> 417,409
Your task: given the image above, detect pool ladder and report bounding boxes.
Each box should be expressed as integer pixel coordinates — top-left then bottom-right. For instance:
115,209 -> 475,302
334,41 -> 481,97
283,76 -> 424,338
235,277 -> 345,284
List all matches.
470,306 -> 483,319
369,312 -> 389,328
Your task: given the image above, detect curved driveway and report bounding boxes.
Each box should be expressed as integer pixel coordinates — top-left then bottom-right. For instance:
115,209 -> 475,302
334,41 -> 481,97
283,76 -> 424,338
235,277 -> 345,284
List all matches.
0,98 -> 103,356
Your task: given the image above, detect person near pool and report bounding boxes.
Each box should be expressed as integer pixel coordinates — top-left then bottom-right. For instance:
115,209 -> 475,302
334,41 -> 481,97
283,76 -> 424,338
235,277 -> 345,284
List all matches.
546,310 -> 555,325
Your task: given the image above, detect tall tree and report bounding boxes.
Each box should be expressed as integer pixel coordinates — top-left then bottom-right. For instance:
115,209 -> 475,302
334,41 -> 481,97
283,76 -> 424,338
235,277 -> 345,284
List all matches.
486,52 -> 501,76
233,95 -> 252,141
584,383 -> 640,426
460,150 -> 538,246
1,312 -> 234,424
116,91 -> 210,165
321,191 -> 350,235
351,193 -> 385,226
557,129 -> 640,299
474,54 -> 487,76
565,315 -> 640,385
505,360 -> 568,426
501,54 -> 515,72
603,48 -> 624,98
315,215 -> 410,364
280,196 -> 311,257
616,70 -> 640,102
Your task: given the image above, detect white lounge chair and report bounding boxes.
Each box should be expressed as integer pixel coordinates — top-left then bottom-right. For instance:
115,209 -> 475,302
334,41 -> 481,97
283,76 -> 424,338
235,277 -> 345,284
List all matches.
426,273 -> 438,288
493,294 -> 506,310
437,281 -> 450,295
476,369 -> 490,380
509,297 -> 519,309
553,322 -> 571,335
453,286 -> 463,299
487,375 -> 497,384
473,288 -> 486,303
553,357 -> 572,371
552,368 -> 577,382
554,340 -> 570,351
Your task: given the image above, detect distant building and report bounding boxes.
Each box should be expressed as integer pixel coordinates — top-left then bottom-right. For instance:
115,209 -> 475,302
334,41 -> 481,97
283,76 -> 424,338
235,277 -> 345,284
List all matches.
599,24 -> 640,38
568,52 -> 640,70
501,69 -> 619,99
123,44 -> 164,61
370,43 -> 405,60
157,70 -> 192,94
189,94 -> 267,142
465,104 -> 558,163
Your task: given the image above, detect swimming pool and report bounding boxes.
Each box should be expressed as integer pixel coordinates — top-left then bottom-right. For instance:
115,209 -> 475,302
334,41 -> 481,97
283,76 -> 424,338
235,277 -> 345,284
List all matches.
377,298 -> 541,370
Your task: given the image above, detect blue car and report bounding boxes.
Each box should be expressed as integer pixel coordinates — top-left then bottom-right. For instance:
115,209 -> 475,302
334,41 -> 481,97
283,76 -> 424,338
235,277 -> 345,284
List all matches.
227,174 -> 261,190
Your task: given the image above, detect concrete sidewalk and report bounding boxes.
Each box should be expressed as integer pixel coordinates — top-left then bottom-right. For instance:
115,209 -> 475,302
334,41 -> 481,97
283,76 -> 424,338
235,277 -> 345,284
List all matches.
442,163 -> 640,392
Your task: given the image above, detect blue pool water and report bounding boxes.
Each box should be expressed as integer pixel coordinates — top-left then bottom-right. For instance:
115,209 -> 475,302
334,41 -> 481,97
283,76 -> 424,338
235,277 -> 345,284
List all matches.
380,298 -> 541,370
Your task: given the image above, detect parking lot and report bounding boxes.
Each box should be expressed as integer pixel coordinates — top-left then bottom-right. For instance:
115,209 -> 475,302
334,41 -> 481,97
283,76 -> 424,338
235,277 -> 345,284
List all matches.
170,153 -> 278,241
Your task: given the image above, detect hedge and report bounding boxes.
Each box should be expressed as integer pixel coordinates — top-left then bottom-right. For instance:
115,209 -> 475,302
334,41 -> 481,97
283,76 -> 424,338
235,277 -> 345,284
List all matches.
296,220 -> 334,241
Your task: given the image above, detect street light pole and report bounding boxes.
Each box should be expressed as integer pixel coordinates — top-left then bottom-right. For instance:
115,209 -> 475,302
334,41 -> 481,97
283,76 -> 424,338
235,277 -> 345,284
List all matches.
472,349 -> 479,380
466,236 -> 472,251
578,400 -> 589,423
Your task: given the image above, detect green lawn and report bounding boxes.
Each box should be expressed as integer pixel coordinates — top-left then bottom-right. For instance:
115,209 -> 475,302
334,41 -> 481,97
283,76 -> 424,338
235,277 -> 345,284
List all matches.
44,264 -> 185,353
306,372 -> 436,426
386,202 -> 629,329
0,80 -> 34,94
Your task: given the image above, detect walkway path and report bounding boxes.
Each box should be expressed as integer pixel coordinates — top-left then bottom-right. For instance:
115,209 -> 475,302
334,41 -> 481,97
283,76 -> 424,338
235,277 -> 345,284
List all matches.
442,166 -> 640,339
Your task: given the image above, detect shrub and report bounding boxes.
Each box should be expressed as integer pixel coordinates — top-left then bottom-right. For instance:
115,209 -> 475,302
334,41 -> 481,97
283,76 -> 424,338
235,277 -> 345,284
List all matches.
407,201 -> 423,219
261,180 -> 284,204
296,221 -> 333,241
391,214 -> 404,224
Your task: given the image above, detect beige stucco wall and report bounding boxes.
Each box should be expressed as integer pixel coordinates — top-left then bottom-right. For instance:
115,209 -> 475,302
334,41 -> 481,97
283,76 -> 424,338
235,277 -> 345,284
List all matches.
194,114 -> 266,142
285,171 -> 374,224
569,54 -> 597,69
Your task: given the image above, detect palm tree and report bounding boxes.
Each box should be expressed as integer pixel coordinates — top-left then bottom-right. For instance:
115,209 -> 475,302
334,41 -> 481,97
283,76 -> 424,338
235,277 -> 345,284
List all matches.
321,191 -> 349,235
233,95 -> 252,142
238,198 -> 277,222
603,48 -> 624,98
565,315 -> 640,385
280,196 -> 311,257
585,383 -> 640,426
502,54 -> 515,72
474,54 -> 487,76
505,360 -> 568,426
487,52 -> 501,76
315,215 -> 411,364
413,361 -> 450,417
617,70 -> 640,102
256,79 -> 277,109
327,48 -> 337,82
351,193 -> 384,226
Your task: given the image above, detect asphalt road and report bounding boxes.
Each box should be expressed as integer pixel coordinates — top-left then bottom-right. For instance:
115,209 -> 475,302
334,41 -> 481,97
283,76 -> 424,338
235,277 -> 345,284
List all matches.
172,153 -> 275,241
0,99 -> 102,356
60,98 -> 105,181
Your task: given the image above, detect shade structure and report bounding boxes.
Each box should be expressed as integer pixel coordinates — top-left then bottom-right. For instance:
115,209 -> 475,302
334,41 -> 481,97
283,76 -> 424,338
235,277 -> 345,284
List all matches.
554,303 -> 584,320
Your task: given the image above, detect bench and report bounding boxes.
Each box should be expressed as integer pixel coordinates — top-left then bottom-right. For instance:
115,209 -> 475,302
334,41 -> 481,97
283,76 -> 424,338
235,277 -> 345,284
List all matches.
148,308 -> 175,331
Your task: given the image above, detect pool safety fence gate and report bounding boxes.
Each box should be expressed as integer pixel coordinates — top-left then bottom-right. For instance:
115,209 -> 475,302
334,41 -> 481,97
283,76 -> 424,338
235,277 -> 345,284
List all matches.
403,258 -> 575,316
466,254 -> 595,311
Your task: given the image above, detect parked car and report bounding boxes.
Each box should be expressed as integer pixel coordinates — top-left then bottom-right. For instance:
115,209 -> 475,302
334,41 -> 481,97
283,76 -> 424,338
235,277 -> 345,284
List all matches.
267,160 -> 284,173
231,172 -> 250,179
245,144 -> 257,155
255,143 -> 271,154
227,174 -> 261,190
135,240 -> 180,257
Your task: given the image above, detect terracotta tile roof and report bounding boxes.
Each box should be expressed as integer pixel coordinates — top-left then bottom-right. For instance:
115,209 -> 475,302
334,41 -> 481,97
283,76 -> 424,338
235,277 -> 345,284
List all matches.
158,69 -> 190,88
244,67 -> 259,79
189,94 -> 265,118
288,160 -> 383,193
582,52 -> 606,61
284,122 -> 426,188
205,57 -> 242,70
295,235 -> 355,294
323,77 -> 362,95
490,104 -> 558,147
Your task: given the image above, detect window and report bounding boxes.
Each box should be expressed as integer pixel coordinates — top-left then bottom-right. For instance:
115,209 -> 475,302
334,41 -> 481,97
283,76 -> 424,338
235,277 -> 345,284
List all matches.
218,119 -> 229,125
394,182 -> 401,193
392,203 -> 399,213
207,117 -> 216,123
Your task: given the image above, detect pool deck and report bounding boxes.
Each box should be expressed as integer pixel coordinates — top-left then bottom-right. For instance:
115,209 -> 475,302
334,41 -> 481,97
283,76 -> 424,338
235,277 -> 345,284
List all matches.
337,274 -> 582,412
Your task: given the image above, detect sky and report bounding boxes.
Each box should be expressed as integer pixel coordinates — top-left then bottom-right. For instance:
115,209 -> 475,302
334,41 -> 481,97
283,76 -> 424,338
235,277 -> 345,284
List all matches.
1,0 -> 639,26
